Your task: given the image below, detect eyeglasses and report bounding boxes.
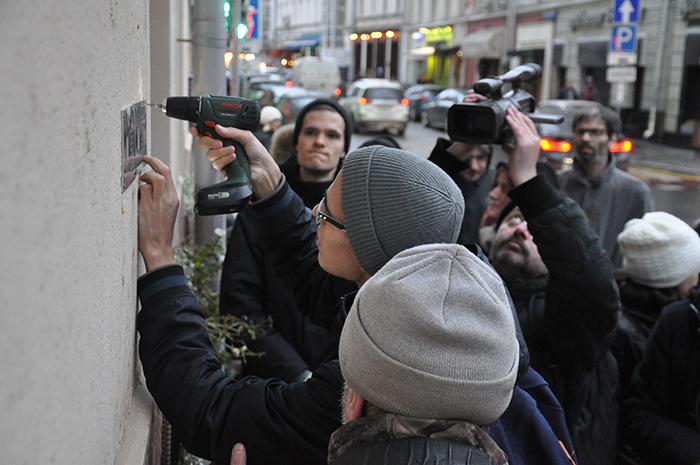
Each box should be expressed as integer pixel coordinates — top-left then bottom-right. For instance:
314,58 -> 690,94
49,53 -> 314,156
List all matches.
464,154 -> 489,164
315,197 -> 346,231
574,128 -> 607,137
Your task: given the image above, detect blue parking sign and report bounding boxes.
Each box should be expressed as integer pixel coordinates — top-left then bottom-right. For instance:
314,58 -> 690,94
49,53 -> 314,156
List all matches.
613,0 -> 640,23
610,25 -> 637,51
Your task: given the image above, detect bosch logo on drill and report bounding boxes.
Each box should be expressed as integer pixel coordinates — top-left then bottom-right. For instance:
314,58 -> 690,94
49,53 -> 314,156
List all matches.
221,102 -> 242,109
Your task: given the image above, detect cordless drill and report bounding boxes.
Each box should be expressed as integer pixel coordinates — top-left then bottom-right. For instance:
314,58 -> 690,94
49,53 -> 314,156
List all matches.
152,95 -> 261,215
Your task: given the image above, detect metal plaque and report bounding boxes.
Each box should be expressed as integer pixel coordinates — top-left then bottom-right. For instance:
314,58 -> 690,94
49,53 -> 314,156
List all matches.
121,101 -> 148,192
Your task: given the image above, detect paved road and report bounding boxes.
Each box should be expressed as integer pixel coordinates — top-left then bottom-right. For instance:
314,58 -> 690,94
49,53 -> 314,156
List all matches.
349,121 -> 700,225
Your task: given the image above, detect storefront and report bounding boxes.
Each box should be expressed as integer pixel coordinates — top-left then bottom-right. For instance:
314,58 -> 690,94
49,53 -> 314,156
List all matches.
349,30 -> 401,80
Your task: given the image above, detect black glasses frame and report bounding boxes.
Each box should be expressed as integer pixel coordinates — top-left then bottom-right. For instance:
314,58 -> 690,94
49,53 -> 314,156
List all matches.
315,197 -> 346,231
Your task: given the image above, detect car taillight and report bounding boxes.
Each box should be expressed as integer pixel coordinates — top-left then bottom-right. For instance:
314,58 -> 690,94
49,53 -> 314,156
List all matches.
540,139 -> 571,152
358,97 -> 368,105
285,81 -> 293,87
610,140 -> 633,153
540,139 -> 572,152
400,98 -> 409,106
334,88 -> 342,96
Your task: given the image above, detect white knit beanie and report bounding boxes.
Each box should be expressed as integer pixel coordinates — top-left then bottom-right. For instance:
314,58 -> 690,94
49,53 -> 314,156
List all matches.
341,146 -> 465,275
339,243 -> 518,425
260,106 -> 282,131
618,211 -> 700,288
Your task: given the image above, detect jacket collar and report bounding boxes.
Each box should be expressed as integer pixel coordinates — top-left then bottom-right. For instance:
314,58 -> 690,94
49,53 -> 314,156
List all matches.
328,412 -> 507,464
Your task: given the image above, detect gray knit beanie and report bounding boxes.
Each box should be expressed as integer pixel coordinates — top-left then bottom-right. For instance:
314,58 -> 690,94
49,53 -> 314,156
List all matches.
618,211 -> 700,288
341,146 -> 465,275
339,243 -> 519,425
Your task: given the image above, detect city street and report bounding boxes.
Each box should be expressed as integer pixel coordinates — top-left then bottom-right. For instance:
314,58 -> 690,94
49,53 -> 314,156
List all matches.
350,121 -> 700,226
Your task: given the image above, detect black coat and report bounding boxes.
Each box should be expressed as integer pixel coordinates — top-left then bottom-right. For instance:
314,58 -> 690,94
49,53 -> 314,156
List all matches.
219,155 -> 351,382
137,265 -> 343,465
505,175 -> 621,465
620,287 -> 700,464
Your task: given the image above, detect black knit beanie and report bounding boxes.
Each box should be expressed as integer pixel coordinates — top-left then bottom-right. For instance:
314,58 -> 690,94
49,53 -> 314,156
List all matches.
293,98 -> 353,154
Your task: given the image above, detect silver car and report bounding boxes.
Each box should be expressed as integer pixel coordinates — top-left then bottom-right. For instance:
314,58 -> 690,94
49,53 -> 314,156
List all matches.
339,78 -> 410,135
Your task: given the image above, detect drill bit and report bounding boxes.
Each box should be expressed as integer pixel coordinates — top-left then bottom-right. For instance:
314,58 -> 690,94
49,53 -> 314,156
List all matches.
147,102 -> 164,110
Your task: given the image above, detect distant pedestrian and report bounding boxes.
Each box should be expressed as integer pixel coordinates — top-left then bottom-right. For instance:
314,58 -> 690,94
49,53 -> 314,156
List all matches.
558,80 -> 578,100
558,104 -> 654,268
582,76 -> 599,102
253,106 -> 282,150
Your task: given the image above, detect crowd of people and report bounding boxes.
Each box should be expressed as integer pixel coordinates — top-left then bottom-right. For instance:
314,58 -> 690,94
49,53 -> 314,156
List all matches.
135,90 -> 700,465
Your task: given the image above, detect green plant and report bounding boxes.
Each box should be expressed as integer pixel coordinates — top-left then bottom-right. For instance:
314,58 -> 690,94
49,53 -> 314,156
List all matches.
175,236 -> 266,369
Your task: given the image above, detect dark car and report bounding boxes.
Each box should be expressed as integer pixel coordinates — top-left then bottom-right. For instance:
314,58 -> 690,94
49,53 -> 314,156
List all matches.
403,84 -> 446,121
274,88 -> 328,124
245,79 -> 289,101
535,99 -> 632,171
421,88 -> 467,130
258,85 -> 305,108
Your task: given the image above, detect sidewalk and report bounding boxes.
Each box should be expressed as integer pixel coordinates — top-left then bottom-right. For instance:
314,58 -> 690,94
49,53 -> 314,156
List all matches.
630,139 -> 700,177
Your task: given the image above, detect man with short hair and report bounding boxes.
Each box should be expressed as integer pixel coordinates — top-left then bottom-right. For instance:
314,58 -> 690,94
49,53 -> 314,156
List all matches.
428,139 -> 494,243
558,105 -> 654,268
489,105 -> 621,465
220,99 -> 356,383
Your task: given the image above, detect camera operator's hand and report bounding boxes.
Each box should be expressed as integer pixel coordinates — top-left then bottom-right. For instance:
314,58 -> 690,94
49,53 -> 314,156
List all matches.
504,105 -> 540,187
462,89 -> 488,104
191,126 -> 282,200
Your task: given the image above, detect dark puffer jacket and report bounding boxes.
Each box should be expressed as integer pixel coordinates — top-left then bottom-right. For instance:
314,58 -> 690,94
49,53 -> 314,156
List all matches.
504,175 -> 621,465
620,286 -> 700,464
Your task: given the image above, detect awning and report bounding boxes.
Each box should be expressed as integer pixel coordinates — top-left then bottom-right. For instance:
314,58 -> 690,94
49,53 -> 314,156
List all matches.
284,33 -> 321,49
459,27 -> 505,58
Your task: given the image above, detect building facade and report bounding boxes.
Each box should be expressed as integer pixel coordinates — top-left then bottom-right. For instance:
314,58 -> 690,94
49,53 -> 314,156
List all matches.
257,0 -> 700,143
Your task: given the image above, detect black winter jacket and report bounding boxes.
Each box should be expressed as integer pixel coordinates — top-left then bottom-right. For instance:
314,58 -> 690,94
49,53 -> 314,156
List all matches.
620,286 -> 700,464
505,176 -> 621,465
219,155 -> 354,382
138,265 -> 343,465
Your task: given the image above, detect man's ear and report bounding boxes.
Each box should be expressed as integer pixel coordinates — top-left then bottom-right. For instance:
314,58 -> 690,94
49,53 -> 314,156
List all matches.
608,132 -> 619,148
344,387 -> 365,423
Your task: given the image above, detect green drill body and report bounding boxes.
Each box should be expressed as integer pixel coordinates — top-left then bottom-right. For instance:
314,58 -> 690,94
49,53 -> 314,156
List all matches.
158,95 -> 261,215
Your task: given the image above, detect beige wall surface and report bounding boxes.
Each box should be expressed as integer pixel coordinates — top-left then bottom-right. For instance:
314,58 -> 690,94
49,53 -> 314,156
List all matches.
0,0 -> 160,463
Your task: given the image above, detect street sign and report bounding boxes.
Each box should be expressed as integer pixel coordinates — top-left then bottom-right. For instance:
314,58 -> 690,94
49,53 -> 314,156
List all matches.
606,66 -> 638,83
607,51 -> 638,66
610,25 -> 637,51
613,0 -> 640,23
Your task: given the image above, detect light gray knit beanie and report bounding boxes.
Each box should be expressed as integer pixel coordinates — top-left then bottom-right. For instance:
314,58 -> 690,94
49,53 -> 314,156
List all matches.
339,243 -> 519,425
341,146 -> 465,275
618,211 -> 700,288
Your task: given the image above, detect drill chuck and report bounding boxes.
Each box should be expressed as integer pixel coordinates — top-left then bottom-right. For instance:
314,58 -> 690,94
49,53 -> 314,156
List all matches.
163,96 -> 202,123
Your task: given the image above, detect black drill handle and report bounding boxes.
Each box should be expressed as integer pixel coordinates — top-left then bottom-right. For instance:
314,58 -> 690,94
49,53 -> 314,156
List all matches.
220,138 -> 252,182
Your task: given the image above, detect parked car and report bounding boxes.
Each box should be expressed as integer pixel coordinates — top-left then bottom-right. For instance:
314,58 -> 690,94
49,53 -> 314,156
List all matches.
339,78 -> 410,135
258,84 -> 304,108
243,74 -> 287,100
404,84 -> 446,121
274,88 -> 328,124
535,99 -> 632,171
421,88 -> 468,130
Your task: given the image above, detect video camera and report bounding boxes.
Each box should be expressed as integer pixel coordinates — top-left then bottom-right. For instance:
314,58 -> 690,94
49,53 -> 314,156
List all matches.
447,63 -> 563,145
